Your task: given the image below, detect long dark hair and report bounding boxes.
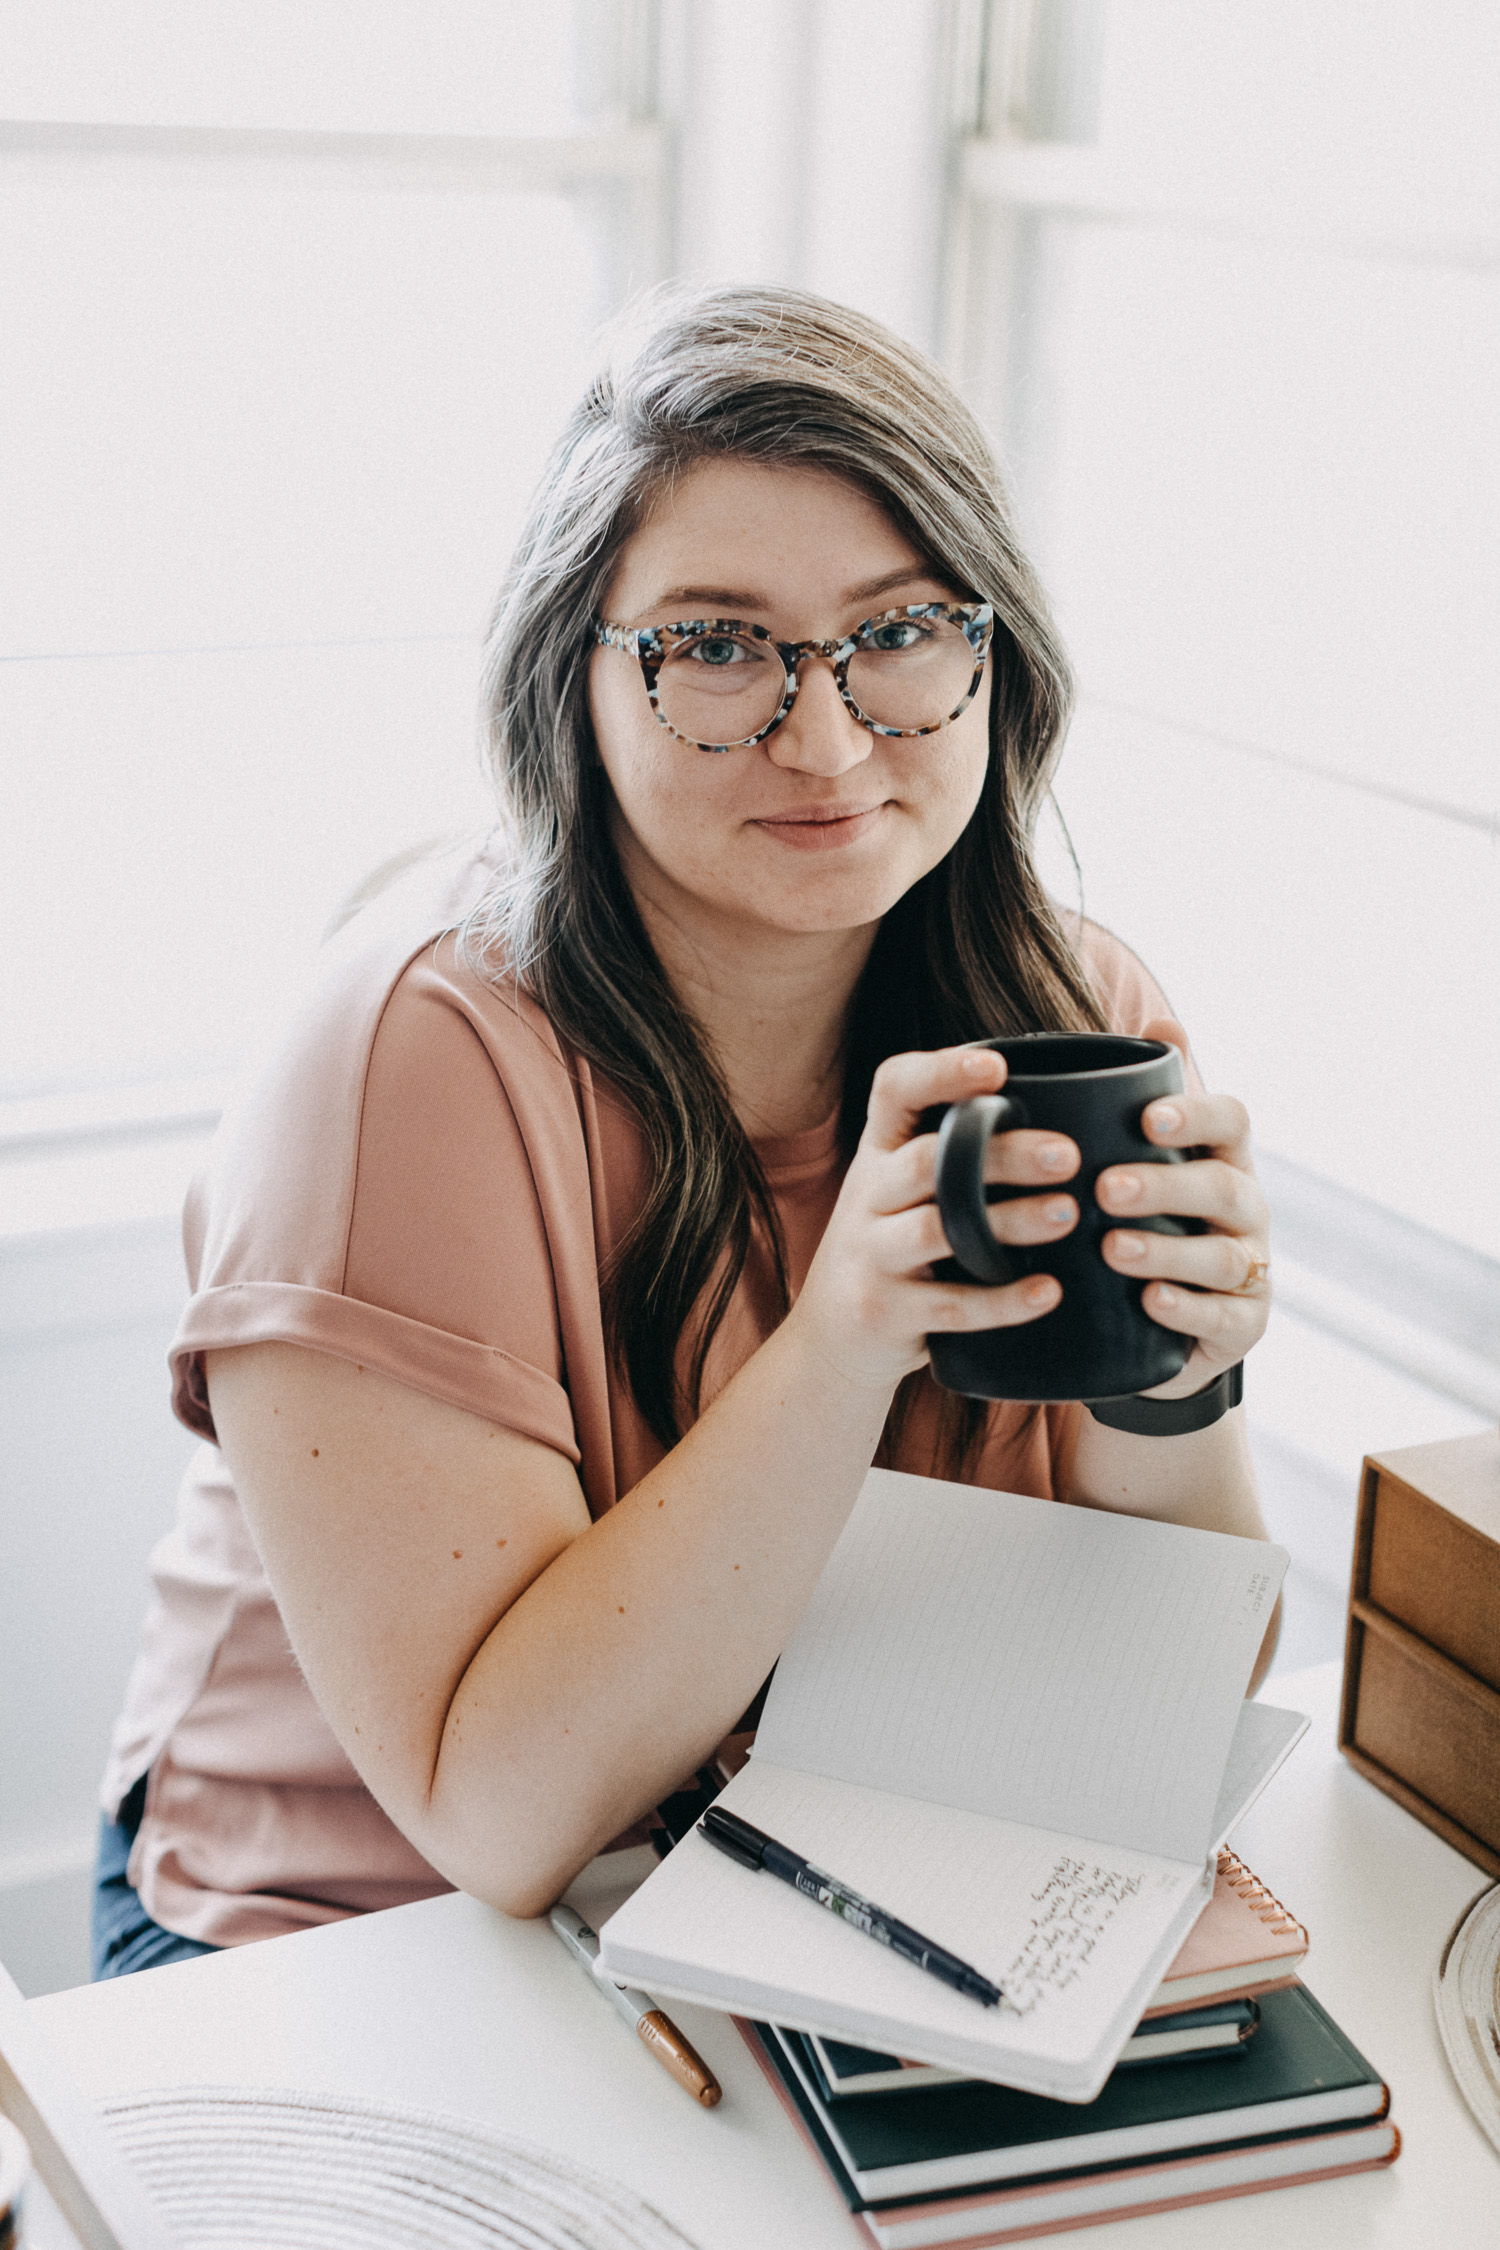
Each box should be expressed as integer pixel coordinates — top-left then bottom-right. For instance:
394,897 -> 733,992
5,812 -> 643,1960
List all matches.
464,285 -> 1106,1465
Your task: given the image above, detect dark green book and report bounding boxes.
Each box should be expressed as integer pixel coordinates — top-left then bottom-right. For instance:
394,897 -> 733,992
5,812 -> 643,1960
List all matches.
806,1998 -> 1259,2099
750,1983 -> 1389,2203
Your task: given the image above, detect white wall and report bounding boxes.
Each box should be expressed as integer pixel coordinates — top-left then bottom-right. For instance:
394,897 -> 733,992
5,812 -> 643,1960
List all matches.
0,139 -> 603,1098
953,0 -> 1500,1252
670,0 -> 950,351
0,1190 -> 201,1992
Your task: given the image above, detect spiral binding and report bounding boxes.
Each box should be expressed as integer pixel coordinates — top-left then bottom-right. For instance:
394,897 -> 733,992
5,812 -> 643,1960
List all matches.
1215,1848 -> 1309,1943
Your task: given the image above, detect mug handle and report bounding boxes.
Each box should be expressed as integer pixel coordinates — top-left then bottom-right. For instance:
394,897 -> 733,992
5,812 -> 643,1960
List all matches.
934,1092 -> 1030,1285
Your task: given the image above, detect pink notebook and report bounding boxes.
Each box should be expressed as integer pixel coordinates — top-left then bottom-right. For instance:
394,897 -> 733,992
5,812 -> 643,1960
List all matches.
1142,1850 -> 1308,2017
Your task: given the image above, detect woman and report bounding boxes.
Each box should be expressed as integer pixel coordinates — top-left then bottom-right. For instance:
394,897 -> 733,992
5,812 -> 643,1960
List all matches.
96,285 -> 1274,1975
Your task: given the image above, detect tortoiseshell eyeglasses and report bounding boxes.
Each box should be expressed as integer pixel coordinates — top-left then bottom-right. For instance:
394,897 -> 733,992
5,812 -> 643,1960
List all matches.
594,601 -> 995,753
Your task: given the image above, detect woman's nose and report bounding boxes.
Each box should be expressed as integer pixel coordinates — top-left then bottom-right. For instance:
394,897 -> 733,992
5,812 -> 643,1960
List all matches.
764,658 -> 873,777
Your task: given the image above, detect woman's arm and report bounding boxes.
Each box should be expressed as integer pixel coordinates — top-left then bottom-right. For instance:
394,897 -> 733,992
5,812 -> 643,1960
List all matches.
1049,1016 -> 1279,1686
207,1042 -> 1071,1919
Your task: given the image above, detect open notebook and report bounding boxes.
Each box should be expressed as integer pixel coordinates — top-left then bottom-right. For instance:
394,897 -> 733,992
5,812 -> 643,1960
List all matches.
599,1469 -> 1304,2103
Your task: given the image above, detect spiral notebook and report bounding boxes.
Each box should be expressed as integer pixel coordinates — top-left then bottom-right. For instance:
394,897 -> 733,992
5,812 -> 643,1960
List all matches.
1145,1849 -> 1307,2015
599,1469 -> 1303,2102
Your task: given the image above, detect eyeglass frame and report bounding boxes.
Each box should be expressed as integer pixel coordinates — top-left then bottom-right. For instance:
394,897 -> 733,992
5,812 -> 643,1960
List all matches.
593,600 -> 996,753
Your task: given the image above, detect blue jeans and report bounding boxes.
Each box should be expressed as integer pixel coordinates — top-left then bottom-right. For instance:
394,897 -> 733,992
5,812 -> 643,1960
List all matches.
92,1772 -> 221,1979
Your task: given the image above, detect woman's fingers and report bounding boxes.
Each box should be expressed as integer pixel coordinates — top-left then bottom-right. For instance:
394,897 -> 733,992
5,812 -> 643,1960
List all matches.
863,1044 -> 1005,1155
878,1192 -> 1077,1274
1141,1089 -> 1252,1162
922,1270 -> 1061,1332
1134,1019 -> 1253,1167
877,1126 -> 1080,1216
1103,1226 -> 1268,1295
1136,1276 -> 1266,1358
981,1131 -> 1080,1186
1091,1010 -> 1268,1372
864,1047 -> 1079,1168
843,1026 -> 1272,1384
993,1190 -> 1078,1246
1096,1154 -> 1266,1233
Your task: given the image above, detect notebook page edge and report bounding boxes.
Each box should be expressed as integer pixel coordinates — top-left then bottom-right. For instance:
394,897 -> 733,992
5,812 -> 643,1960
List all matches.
1205,1702 -> 1310,1851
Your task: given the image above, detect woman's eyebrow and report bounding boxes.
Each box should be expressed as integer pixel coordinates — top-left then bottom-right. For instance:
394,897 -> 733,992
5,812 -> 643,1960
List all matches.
648,584 -> 769,612
845,565 -> 949,605
643,566 -> 947,616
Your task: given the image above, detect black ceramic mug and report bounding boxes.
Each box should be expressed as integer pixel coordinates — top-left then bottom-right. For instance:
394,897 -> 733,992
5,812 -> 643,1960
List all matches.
929,1033 -> 1200,1402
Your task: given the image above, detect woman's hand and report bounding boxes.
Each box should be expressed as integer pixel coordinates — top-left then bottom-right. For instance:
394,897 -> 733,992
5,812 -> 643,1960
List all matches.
791,1043 -> 1080,1394
1096,1017 -> 1271,1399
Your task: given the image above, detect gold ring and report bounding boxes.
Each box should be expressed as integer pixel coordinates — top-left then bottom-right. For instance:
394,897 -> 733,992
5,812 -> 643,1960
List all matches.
1232,1253 -> 1270,1296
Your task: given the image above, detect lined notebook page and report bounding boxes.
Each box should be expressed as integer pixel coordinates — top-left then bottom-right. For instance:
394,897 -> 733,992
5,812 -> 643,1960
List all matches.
599,1758 -> 1212,2095
755,1469 -> 1286,1864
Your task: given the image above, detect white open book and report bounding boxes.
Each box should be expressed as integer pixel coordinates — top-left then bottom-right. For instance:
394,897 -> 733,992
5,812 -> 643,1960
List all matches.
598,1468 -> 1304,2103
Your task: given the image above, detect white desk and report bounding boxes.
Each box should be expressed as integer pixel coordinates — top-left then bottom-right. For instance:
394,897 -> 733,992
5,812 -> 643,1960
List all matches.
25,1664 -> 1498,2248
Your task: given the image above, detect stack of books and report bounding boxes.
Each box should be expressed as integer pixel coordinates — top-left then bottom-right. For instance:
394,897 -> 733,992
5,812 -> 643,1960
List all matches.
738,1853 -> 1399,2245
599,1471 -> 1401,2240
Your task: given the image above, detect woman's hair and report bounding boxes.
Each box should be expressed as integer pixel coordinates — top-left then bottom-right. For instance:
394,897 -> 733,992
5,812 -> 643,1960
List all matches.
464,282 -> 1106,1467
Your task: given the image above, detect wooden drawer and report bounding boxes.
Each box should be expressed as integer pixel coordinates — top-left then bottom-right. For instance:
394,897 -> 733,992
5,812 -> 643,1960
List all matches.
1360,1432 -> 1500,1688
1340,1431 -> 1500,1876
1341,1604 -> 1500,1875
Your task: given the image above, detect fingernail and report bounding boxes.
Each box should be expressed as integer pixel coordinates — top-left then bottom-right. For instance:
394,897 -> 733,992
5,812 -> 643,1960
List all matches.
1149,1103 -> 1182,1135
961,1050 -> 994,1078
1043,1198 -> 1073,1224
1025,1277 -> 1059,1308
1103,1171 -> 1141,1203
1113,1232 -> 1146,1261
1155,1284 -> 1179,1308
1038,1142 -> 1071,1172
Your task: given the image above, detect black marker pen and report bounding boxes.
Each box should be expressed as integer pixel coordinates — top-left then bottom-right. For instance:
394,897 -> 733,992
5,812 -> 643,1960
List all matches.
697,1806 -> 1004,2007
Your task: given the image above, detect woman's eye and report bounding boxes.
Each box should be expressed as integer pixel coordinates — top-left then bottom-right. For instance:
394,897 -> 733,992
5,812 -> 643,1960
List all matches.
867,619 -> 926,652
686,635 -> 751,667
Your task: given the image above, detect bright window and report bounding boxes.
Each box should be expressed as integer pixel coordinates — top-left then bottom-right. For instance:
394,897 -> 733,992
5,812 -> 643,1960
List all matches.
947,0 -> 1500,1259
1,0 -> 664,1108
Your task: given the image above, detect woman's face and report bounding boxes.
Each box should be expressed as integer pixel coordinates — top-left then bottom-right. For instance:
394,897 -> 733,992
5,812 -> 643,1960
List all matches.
588,458 -> 992,948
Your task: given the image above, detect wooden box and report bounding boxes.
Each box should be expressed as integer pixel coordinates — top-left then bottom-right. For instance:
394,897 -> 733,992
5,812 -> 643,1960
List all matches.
1340,1429 -> 1500,1877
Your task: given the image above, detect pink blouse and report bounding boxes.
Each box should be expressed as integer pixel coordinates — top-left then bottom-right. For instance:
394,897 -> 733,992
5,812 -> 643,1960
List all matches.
102,841 -> 1188,1947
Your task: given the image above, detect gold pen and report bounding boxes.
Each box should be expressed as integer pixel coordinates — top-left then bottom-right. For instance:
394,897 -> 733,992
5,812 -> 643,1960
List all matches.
549,1905 -> 722,2108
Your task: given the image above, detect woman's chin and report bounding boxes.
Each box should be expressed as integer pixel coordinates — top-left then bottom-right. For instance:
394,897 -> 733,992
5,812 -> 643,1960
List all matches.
725,862 -> 924,940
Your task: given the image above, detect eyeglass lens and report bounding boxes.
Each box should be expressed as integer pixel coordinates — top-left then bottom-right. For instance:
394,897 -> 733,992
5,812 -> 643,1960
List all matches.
653,616 -> 978,744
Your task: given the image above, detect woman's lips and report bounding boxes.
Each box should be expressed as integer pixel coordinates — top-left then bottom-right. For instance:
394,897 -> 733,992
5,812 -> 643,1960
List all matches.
750,804 -> 888,851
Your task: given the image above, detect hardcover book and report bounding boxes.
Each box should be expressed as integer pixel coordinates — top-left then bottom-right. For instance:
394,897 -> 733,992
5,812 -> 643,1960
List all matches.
742,1983 -> 1396,2246
807,1996 -> 1259,2099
